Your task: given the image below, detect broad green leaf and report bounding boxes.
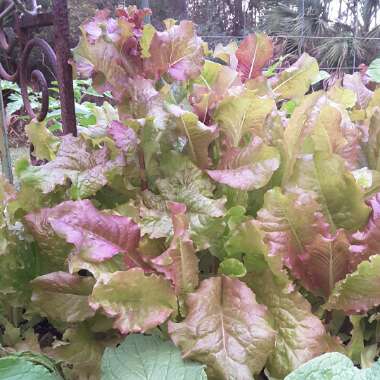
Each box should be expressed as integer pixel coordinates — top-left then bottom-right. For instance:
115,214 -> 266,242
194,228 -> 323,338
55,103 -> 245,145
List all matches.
101,334 -> 207,380
25,119 -> 60,161
246,269 -> 331,378
287,153 -> 370,232
213,89 -> 275,146
285,352 -> 380,380
169,276 -> 275,380
368,58 -> 380,83
0,356 -> 60,380
325,254 -> 380,314
271,53 -> 319,100
207,136 -> 280,191
31,272 -> 95,323
90,269 -> 176,334
236,33 -> 273,81
367,108 -> 380,171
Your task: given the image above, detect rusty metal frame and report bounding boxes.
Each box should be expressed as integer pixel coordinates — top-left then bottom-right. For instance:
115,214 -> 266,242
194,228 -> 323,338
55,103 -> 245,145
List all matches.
0,0 -> 77,135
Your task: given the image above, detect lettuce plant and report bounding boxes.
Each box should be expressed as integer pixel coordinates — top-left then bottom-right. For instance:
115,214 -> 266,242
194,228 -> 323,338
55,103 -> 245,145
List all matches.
3,5 -> 380,379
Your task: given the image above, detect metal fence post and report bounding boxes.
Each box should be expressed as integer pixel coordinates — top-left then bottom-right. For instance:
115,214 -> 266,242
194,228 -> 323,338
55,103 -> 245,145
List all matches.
0,82 -> 13,183
52,0 -> 77,136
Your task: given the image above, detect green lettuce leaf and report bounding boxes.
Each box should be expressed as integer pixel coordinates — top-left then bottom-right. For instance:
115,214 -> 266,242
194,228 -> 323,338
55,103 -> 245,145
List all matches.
286,152 -> 370,232
25,119 -> 60,161
213,89 -> 275,147
271,53 -> 319,100
151,202 -> 199,296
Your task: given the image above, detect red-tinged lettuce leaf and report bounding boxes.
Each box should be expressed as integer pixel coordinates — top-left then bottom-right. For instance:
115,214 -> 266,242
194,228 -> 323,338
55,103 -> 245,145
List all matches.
49,323 -> 114,379
282,92 -> 323,181
282,92 -> 361,179
213,89 -> 275,147
90,268 -> 176,334
325,254 -> 380,314
343,72 -> 373,109
107,120 -> 139,155
166,104 -> 218,169
286,152 -> 370,232
16,135 -> 125,199
118,76 -> 159,119
367,108 -> 380,171
236,33 -> 273,81
207,136 -> 280,191
190,60 -> 240,122
257,188 -> 352,297
350,193 -> 380,268
245,269 -> 331,378
31,272 -> 95,323
144,20 -> 204,81
73,8 -> 149,99
73,33 -> 131,98
139,160 -> 226,250
310,102 -> 361,170
271,53 -> 319,100
257,188 -> 320,269
151,202 -> 199,296
25,200 -> 141,266
168,276 -> 275,380
300,228 -> 351,297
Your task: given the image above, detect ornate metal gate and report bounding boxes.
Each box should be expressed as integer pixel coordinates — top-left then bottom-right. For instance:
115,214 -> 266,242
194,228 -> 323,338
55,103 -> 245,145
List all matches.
0,0 -> 77,181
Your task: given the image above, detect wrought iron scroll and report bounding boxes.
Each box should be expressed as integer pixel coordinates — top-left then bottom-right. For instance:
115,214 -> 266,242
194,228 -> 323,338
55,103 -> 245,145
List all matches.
0,0 -> 77,134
